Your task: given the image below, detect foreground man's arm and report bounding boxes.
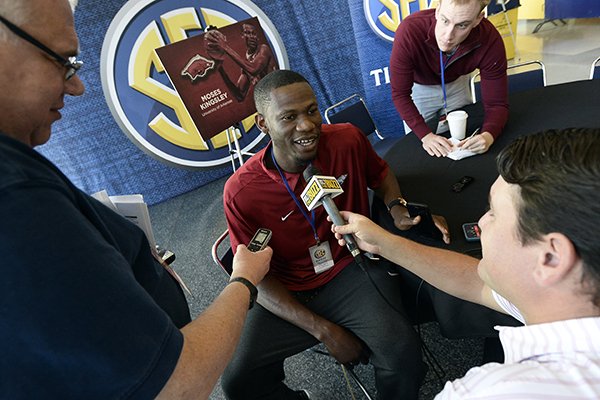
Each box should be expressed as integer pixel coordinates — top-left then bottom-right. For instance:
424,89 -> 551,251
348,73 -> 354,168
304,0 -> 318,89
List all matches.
156,245 -> 271,400
332,211 -> 502,313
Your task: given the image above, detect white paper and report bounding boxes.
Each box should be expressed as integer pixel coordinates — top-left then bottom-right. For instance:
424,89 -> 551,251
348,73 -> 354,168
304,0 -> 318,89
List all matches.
446,138 -> 477,160
91,189 -> 118,212
109,194 -> 157,249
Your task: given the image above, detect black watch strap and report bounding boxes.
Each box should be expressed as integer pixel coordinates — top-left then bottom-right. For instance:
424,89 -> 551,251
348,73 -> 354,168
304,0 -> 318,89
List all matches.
229,277 -> 258,309
386,196 -> 408,212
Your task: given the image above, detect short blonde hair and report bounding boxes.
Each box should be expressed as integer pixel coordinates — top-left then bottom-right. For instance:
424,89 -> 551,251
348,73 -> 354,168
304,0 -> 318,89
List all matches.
438,0 -> 490,12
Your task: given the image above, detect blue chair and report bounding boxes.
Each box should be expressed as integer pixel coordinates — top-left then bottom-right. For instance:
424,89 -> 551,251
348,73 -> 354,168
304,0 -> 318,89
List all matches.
324,94 -> 399,159
470,60 -> 547,103
589,56 -> 600,80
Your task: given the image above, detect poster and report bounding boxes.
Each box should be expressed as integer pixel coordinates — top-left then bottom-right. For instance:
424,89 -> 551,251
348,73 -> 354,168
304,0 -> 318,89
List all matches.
156,17 -> 278,140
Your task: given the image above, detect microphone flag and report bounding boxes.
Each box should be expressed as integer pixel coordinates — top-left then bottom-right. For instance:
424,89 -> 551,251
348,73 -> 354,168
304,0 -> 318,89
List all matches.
300,174 -> 343,211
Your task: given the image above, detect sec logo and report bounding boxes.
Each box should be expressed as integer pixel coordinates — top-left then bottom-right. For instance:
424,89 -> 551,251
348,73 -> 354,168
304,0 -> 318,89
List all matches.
364,0 -> 431,42
100,0 -> 288,168
314,249 -> 327,259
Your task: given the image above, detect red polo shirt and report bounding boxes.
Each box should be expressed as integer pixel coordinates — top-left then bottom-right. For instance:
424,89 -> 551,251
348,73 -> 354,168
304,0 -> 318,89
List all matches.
224,124 -> 388,291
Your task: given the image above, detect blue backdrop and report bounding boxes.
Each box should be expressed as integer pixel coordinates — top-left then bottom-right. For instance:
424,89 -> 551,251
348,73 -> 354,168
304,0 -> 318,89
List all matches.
38,0 -> 417,204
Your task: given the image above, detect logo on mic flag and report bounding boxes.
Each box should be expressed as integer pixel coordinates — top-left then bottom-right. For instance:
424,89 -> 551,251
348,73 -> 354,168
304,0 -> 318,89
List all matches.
301,175 -> 343,211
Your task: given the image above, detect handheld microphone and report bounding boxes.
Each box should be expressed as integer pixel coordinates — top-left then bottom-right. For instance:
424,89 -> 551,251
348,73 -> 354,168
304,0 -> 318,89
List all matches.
301,166 -> 363,262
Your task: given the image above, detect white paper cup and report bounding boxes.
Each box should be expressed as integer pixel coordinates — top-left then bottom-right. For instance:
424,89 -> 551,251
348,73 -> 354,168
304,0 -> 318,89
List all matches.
447,110 -> 468,140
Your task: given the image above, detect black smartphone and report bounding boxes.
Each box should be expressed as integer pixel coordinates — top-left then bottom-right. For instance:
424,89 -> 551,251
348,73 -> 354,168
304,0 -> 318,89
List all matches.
406,202 -> 442,241
452,176 -> 474,193
247,228 -> 272,252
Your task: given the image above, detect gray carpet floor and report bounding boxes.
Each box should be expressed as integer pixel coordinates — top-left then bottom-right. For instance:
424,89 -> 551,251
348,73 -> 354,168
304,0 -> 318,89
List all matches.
149,175 -> 486,400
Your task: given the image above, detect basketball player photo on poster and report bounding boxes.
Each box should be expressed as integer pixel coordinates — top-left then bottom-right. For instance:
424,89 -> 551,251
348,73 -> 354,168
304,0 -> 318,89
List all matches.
156,17 -> 279,140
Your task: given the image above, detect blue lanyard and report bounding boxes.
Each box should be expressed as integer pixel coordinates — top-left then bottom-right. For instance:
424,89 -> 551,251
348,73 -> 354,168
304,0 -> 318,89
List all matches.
439,50 -> 448,117
270,148 -> 320,243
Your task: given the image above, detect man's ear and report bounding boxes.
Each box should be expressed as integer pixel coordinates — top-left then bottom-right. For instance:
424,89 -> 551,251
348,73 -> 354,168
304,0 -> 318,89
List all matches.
255,113 -> 268,134
473,11 -> 485,27
534,232 -> 579,286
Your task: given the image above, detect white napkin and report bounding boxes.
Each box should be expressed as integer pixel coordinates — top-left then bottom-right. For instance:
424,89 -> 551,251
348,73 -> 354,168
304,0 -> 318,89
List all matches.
446,138 -> 477,160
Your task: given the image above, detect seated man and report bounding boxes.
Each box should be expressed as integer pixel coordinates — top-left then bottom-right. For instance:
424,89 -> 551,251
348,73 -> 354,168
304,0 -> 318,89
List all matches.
222,69 -> 450,399
390,0 -> 508,157
333,128 -> 600,398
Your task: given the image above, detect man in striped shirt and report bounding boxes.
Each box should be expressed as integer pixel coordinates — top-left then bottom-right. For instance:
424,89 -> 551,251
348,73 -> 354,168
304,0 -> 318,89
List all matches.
333,128 -> 600,398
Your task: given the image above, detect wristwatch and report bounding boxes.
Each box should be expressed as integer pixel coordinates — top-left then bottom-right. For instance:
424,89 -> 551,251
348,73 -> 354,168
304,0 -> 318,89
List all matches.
229,277 -> 258,309
386,196 -> 408,213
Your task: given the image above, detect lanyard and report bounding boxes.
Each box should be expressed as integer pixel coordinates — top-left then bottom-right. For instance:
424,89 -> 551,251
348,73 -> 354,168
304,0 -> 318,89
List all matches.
271,148 -> 320,244
439,50 -> 449,117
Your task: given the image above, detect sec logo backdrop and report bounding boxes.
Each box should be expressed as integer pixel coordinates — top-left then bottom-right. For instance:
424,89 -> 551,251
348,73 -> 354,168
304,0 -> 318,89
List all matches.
101,0 -> 288,168
364,0 -> 431,42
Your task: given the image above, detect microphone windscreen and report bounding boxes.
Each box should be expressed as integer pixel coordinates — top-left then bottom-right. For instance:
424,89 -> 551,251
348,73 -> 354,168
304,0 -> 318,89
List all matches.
303,165 -> 321,181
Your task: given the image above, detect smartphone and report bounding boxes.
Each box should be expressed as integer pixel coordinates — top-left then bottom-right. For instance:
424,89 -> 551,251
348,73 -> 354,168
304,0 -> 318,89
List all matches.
451,176 -> 474,193
247,228 -> 272,252
462,222 -> 481,242
406,202 -> 442,241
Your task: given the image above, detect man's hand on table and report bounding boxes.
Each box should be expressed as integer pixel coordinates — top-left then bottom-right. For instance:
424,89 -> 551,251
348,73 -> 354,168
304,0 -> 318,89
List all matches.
458,131 -> 494,154
422,132 -> 454,157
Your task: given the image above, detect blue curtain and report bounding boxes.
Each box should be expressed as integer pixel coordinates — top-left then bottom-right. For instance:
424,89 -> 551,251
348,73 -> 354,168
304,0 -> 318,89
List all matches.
38,0 -> 367,205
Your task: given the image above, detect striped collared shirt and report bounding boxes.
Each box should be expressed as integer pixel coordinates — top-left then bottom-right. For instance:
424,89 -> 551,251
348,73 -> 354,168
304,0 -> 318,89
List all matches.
435,292 -> 600,399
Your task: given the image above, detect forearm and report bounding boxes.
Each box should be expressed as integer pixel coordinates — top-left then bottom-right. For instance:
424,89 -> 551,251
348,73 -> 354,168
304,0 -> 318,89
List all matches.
373,167 -> 403,207
378,231 -> 492,306
257,275 -> 331,340
479,38 -> 509,138
156,282 -> 253,399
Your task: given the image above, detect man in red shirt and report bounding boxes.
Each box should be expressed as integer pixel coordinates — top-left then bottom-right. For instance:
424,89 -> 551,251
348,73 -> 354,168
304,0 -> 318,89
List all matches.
390,0 -> 508,157
222,69 -> 449,399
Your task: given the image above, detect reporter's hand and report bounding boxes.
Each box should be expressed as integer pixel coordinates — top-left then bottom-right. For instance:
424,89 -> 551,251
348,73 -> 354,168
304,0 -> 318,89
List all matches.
459,131 -> 494,154
329,211 -> 388,255
230,244 -> 271,286
432,214 -> 451,244
319,321 -> 370,366
422,132 -> 454,157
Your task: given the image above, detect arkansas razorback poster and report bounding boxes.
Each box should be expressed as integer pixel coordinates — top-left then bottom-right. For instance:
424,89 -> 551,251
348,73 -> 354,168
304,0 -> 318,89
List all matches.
156,17 -> 278,140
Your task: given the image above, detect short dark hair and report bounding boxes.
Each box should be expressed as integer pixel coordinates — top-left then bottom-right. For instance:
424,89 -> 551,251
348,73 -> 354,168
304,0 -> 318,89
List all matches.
497,128 -> 600,306
253,70 -> 310,114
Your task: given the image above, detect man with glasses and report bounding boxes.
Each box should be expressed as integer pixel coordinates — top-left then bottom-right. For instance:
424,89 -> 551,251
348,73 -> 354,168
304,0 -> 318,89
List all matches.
390,0 -> 509,157
0,0 -> 271,398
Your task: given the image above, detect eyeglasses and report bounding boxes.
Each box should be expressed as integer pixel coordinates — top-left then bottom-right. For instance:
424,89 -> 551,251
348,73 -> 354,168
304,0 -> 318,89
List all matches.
0,14 -> 83,80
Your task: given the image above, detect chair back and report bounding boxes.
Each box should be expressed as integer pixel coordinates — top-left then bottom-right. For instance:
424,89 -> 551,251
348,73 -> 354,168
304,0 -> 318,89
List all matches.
590,56 -> 600,80
470,60 -> 547,103
324,94 -> 402,159
211,229 -> 233,276
324,94 -> 383,140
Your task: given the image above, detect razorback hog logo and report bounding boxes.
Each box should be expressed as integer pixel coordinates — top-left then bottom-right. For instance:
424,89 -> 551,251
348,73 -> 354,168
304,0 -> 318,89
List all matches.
181,55 -> 215,81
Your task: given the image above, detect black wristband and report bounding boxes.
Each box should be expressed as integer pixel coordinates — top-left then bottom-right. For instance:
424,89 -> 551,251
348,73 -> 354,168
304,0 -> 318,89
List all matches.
386,196 -> 408,212
229,277 -> 258,309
